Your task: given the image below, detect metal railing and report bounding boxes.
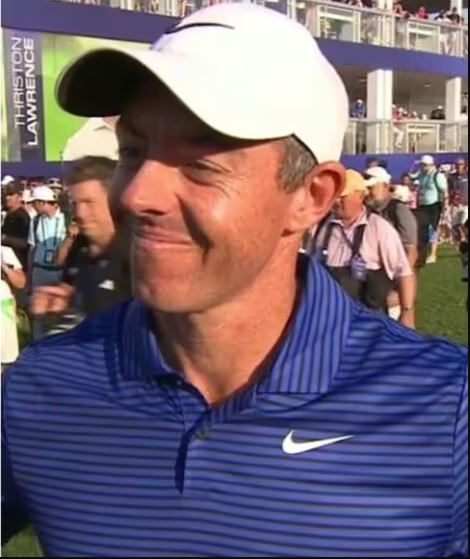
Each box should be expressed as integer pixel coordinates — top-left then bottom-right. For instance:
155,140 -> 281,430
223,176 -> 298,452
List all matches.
53,0 -> 468,56
345,119 -> 468,155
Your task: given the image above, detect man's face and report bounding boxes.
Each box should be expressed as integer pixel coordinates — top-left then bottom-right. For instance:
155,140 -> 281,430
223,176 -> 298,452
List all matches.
421,163 -> 433,174
114,82 -> 333,313
456,160 -> 467,174
367,182 -> 389,205
33,200 -> 46,215
70,179 -> 115,242
335,192 -> 364,222
4,192 -> 21,211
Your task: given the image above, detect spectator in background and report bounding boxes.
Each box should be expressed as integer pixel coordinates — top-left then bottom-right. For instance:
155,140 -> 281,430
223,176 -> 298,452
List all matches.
31,157 -> 131,331
393,107 -> 407,149
312,170 -> 416,327
449,158 -> 468,242
48,178 -> 71,215
62,116 -> 119,161
431,105 -> 446,120
351,99 -> 366,118
1,181 -> 31,270
28,186 -> 68,340
413,155 -> 449,266
415,6 -> 428,20
393,1 -> 406,16
448,7 -> 462,25
22,190 -> 37,220
1,175 -> 15,188
401,173 -> 418,210
365,166 -> 418,322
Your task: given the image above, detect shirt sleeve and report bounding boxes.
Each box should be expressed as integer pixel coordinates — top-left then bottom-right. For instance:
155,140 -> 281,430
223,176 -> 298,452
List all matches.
444,369 -> 468,557
27,219 -> 35,248
394,204 -> 418,246
1,247 -> 22,270
437,172 -> 449,195
376,216 -> 413,279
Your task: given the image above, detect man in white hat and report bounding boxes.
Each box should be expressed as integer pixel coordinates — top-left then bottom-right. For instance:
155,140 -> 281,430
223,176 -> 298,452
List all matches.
413,155 -> 449,265
2,5 -> 467,558
364,166 -> 418,321
27,185 -> 67,340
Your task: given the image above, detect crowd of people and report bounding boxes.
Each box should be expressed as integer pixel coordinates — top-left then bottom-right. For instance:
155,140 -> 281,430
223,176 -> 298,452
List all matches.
1,154 -> 467,366
1,158 -> 132,368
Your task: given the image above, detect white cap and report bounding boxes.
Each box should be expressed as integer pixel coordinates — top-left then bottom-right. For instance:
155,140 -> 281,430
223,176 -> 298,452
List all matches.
31,186 -> 56,203
56,4 -> 348,163
421,155 -> 435,165
1,175 -> 15,186
21,189 -> 33,204
364,166 -> 392,187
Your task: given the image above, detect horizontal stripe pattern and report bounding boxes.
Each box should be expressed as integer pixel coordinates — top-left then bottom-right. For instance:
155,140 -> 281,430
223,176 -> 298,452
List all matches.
2,256 -> 468,557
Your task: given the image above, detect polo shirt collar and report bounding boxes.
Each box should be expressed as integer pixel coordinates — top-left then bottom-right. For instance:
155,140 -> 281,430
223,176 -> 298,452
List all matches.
331,210 -> 368,229
119,255 -> 352,396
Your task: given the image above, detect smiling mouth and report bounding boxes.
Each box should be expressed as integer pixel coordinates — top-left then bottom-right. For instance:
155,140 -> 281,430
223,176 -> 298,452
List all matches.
134,228 -> 195,247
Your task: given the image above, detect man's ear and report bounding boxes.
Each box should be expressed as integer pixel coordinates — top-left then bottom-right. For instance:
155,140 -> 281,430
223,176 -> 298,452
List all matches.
285,162 -> 346,234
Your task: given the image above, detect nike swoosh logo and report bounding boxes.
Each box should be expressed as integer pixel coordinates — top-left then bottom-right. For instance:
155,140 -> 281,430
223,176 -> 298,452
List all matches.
282,431 -> 354,455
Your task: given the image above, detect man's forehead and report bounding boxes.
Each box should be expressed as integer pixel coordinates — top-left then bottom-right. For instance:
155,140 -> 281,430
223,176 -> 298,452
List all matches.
118,80 -> 273,154
119,80 -> 218,142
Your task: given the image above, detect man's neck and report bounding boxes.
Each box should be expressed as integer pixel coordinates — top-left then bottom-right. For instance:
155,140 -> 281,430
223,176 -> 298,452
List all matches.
88,229 -> 115,256
342,208 -> 366,227
43,206 -> 58,218
154,245 -> 300,406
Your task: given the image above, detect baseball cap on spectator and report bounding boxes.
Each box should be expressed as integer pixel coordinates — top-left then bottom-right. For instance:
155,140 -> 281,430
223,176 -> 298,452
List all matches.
1,175 -> 15,187
421,155 -> 435,165
3,181 -> 23,196
364,166 -> 392,187
56,3 -> 348,163
22,189 -> 34,204
31,186 -> 56,202
340,170 -> 367,197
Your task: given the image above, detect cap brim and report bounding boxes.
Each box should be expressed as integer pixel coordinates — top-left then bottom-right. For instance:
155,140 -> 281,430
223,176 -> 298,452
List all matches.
364,178 -> 380,187
56,47 -> 293,142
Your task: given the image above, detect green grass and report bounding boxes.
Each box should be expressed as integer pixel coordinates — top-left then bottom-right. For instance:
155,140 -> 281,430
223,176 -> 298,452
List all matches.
2,246 -> 467,557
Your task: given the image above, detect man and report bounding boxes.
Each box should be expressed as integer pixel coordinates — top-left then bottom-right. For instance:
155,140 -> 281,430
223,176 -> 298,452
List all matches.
1,180 -> 31,270
47,177 -> 71,215
430,105 -> 445,120
62,116 -> 119,161
413,155 -> 449,265
448,158 -> 468,241
365,166 -> 418,265
350,98 -> 366,118
312,170 -> 415,325
364,166 -> 418,321
21,189 -> 37,220
31,156 -> 131,329
2,5 -> 467,558
27,185 -> 67,340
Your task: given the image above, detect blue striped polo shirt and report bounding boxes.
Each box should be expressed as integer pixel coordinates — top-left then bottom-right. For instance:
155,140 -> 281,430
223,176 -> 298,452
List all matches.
2,257 -> 468,557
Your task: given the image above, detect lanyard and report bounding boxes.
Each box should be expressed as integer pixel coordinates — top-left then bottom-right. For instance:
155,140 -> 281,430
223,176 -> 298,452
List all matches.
40,214 -> 62,250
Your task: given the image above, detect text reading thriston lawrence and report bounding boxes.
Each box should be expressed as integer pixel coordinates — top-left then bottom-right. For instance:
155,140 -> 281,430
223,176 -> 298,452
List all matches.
10,36 -> 40,147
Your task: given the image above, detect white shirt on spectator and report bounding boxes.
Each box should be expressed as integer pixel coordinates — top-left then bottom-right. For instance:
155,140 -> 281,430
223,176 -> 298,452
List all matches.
62,117 -> 118,161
